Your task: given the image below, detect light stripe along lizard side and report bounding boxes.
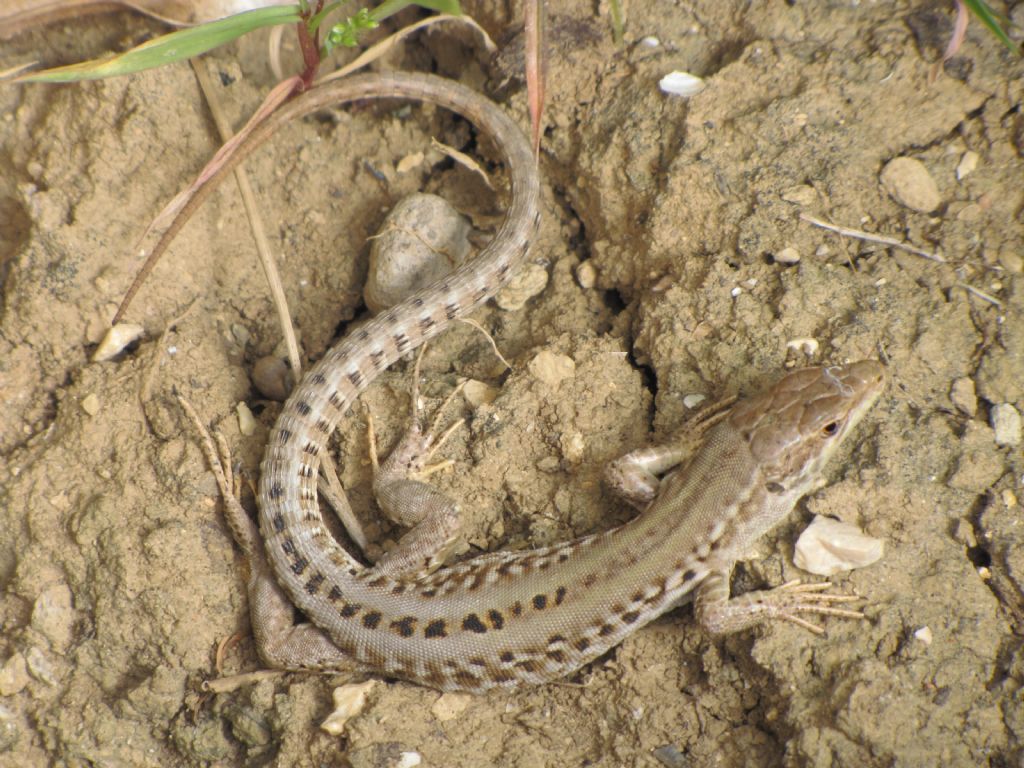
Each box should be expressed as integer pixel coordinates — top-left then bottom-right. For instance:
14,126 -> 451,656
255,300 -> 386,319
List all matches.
186,72 -> 885,692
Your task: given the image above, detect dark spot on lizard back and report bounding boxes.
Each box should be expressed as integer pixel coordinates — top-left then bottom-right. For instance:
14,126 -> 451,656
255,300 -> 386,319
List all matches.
424,620 -> 447,638
390,616 -> 416,637
304,573 -> 324,594
462,614 -> 487,634
532,594 -> 547,610
362,611 -> 382,629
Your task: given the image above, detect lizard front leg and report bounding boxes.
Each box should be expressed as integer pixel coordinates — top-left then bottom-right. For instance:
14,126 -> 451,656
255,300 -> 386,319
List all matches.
603,396 -> 735,509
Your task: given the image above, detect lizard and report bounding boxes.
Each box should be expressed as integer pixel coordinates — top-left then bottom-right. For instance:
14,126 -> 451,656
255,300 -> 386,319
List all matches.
182,71 -> 886,692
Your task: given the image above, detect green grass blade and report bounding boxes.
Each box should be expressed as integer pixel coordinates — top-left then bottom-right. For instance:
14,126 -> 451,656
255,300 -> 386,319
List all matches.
370,0 -> 462,22
963,0 -> 1020,54
15,5 -> 303,83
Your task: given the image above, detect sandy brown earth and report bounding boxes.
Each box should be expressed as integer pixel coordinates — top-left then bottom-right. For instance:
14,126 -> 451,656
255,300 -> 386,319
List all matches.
2,1 -> 1023,766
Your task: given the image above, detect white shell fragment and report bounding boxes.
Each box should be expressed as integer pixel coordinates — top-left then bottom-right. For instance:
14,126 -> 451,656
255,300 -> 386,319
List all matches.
92,323 -> 145,361
793,515 -> 884,576
320,680 -> 377,735
658,71 -> 706,98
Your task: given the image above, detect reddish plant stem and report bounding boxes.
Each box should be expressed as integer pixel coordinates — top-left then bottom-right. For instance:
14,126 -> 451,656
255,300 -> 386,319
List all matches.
296,0 -> 325,90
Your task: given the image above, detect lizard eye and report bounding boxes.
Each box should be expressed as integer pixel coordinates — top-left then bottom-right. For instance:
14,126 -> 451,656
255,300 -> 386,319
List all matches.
821,421 -> 840,437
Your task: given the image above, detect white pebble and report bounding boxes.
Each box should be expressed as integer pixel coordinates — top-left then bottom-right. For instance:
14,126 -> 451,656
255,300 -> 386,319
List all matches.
576,260 -> 597,289
658,71 -> 705,98
92,323 -> 145,362
80,393 -> 100,416
320,680 -> 377,735
786,337 -> 819,356
956,151 -> 978,180
991,403 -> 1022,447
775,246 -> 801,264
683,393 -> 707,410
914,626 -> 933,645
793,515 -> 884,576
236,402 -> 257,436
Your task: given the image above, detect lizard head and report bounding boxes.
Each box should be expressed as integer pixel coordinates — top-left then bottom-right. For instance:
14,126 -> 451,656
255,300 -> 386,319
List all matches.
727,360 -> 885,496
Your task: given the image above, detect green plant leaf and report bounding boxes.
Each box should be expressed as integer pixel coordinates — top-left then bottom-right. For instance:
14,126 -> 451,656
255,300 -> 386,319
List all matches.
963,0 -> 1020,55
14,5 -> 302,83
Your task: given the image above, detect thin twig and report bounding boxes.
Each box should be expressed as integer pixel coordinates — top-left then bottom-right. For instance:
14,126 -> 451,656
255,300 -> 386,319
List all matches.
192,59 -> 303,377
800,213 -> 946,263
458,317 -> 512,370
958,282 -> 1003,307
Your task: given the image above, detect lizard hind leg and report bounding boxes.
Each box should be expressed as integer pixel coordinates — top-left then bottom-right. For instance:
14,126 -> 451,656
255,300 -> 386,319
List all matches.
366,344 -> 467,580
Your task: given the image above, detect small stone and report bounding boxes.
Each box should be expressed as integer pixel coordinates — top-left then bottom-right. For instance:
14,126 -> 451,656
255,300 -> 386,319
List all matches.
950,378 -> 977,417
991,403 -> 1022,447
236,402 -> 257,436
658,71 -> 705,97
786,337 -> 819,356
24,647 -> 56,686
80,393 -> 100,416
462,379 -> 499,408
252,356 -> 293,401
32,584 -> 75,651
576,260 -> 597,289
527,351 -> 575,387
998,251 -> 1022,274
92,323 -> 145,362
561,431 -> 586,464
321,680 -> 377,735
682,393 -> 707,409
431,692 -> 472,721
230,323 -> 250,347
495,263 -> 548,311
793,515 -> 884,576
914,626 -> 933,645
365,193 -> 473,313
781,185 -> 818,206
0,654 -> 29,696
396,151 -> 424,173
0,703 -> 19,752
775,246 -> 800,264
880,157 -> 941,213
956,151 -> 978,180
